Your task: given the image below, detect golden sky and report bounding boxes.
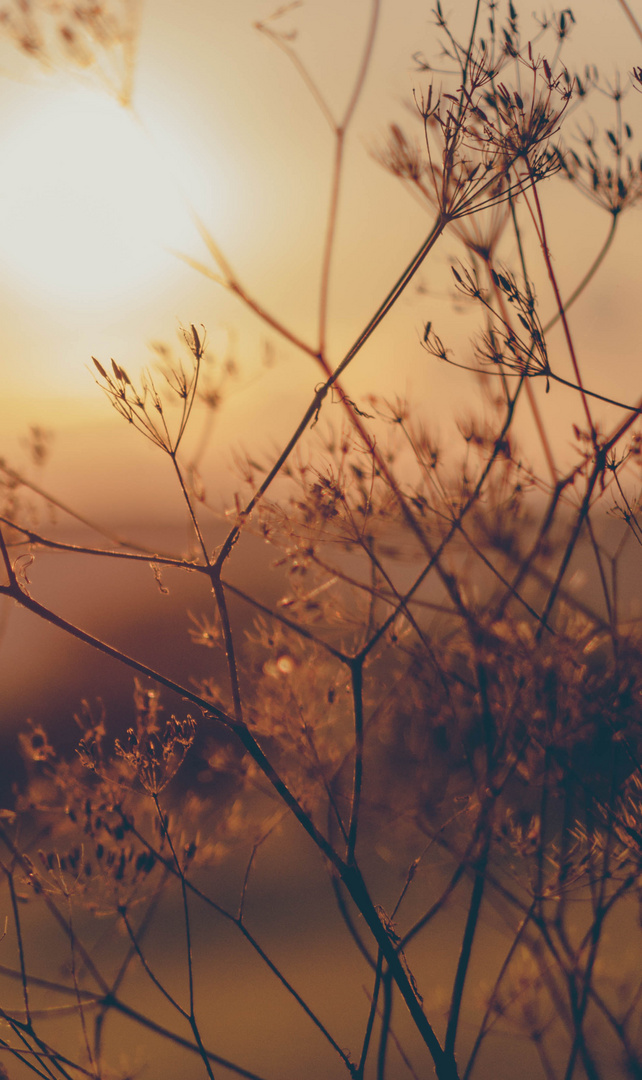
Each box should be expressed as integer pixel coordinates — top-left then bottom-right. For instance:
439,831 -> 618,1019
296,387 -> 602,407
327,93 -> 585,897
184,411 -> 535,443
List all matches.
1,0 -> 641,513
2,11 -> 642,1074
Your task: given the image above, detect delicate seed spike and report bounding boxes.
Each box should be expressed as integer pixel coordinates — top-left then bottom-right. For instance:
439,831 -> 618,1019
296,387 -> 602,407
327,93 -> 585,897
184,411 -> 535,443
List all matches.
92,357 -> 107,379
191,324 -> 200,355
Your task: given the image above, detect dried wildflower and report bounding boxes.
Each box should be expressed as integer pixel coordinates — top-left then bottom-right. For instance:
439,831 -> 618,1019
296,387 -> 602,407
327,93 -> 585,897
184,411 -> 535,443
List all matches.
376,29 -> 570,225
92,324 -> 205,456
372,122 -> 426,183
114,714 -> 196,796
18,719 -> 56,765
435,261 -> 551,382
188,610 -> 221,649
20,425 -> 52,469
0,0 -> 143,104
554,76 -> 642,217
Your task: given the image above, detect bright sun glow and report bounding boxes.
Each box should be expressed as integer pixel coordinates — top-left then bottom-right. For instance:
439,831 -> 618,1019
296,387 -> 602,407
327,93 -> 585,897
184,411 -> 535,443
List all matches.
0,88 -> 202,306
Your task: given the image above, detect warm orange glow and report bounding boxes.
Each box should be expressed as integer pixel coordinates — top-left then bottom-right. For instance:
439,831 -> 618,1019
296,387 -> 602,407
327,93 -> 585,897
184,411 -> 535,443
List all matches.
3,6 -> 642,1075
0,87 -> 202,304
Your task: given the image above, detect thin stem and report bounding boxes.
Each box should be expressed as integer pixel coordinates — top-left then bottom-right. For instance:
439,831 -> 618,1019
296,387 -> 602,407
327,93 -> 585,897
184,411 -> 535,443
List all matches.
171,454 -> 210,565
357,947 -> 384,1079
1,585 -> 234,724
615,0 -> 642,42
331,872 -> 377,970
562,805 -> 616,1080
399,827 -> 482,951
542,214 -> 618,334
445,831 -> 491,1059
318,0 -> 381,353
0,524 -> 16,586
65,901 -> 98,1080
118,905 -> 186,1016
462,902 -> 537,1080
527,164 -> 595,438
152,794 -> 216,1080
103,994 -> 270,1080
210,575 -> 244,725
185,216 -> 319,361
346,659 -> 365,863
376,970 -> 393,1080
2,863 -> 31,1024
549,371 -> 642,412
255,12 -> 337,130
536,456 -> 605,641
341,864 -> 458,1080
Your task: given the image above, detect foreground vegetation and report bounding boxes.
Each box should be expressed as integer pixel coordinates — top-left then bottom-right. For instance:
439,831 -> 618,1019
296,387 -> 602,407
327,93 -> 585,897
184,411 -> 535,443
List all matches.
2,1 -> 642,1077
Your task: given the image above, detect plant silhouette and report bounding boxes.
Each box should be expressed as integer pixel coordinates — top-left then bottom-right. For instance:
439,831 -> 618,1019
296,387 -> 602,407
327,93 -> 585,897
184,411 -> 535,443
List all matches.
1,2 -> 642,1078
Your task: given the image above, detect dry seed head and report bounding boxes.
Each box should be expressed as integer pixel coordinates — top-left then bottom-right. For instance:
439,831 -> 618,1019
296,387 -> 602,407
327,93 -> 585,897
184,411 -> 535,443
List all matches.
92,356 -> 108,379
0,0 -> 143,105
92,329 -> 204,453
114,713 -> 197,795
188,610 -> 221,649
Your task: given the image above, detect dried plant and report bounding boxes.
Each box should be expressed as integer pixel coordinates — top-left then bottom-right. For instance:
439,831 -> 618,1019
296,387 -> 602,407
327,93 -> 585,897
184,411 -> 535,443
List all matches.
2,2 -> 642,1079
0,0 -> 142,103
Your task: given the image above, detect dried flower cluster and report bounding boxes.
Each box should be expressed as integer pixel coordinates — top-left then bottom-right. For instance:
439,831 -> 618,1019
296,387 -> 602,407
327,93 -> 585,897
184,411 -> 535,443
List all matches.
0,0 -> 142,102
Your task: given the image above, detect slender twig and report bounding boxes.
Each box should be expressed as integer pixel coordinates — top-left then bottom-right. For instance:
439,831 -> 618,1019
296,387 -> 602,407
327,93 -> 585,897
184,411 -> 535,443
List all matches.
536,455 -> 605,641
1,862 -> 31,1024
152,793 -> 216,1080
0,524 -> 17,586
356,947 -> 384,1079
526,164 -> 595,439
462,901 -> 538,1080
65,900 -> 98,1080
445,831 -> 491,1059
542,214 -> 619,334
317,0 -> 381,354
119,904 -> 185,1015
346,659 -> 365,863
376,970 -> 393,1080
615,0 -> 642,42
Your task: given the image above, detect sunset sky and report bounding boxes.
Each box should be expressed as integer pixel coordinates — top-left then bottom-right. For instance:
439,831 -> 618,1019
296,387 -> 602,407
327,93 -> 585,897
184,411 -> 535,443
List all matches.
2,10 -> 642,1075
1,0 -> 641,516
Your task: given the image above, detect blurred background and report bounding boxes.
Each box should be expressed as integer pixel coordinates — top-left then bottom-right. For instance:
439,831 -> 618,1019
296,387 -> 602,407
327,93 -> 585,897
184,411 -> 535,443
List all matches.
1,2 -> 642,1076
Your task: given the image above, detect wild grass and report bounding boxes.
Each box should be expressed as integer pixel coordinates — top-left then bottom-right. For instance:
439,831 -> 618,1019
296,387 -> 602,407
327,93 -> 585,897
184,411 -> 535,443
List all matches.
1,1 -> 642,1078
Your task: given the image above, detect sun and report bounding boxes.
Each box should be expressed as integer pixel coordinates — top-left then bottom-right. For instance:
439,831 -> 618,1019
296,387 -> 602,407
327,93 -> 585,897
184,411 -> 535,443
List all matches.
0,86 -> 200,306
